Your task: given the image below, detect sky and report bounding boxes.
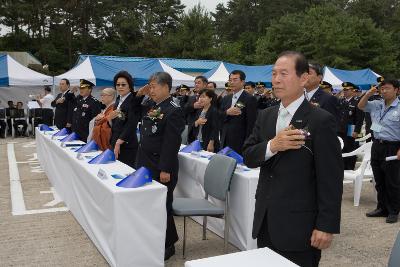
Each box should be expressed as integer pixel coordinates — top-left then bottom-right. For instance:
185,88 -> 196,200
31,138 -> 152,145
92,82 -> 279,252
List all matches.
180,0 -> 229,12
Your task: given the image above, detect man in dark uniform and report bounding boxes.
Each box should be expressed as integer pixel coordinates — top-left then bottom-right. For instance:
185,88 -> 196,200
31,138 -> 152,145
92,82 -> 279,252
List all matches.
176,84 -> 190,109
305,63 -> 340,127
51,78 -> 75,129
71,79 -> 102,142
136,72 -> 185,261
338,82 -> 365,169
319,81 -> 334,95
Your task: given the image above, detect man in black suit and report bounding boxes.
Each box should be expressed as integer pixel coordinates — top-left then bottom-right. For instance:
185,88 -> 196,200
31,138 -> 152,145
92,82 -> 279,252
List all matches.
305,63 -> 340,125
51,78 -> 75,129
243,51 -> 343,267
219,70 -> 257,154
184,76 -> 208,125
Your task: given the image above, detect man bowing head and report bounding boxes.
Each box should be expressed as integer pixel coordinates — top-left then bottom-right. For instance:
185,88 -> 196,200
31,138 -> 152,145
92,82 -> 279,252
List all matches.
243,51 -> 343,267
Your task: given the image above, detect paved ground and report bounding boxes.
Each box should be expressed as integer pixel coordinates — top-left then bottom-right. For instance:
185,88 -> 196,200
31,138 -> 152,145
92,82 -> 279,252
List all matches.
0,137 -> 398,267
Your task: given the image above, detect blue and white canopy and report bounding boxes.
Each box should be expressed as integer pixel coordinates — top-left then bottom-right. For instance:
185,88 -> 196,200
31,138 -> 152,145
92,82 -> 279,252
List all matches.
0,54 -> 53,86
203,62 -> 273,88
55,57 -> 195,87
323,67 -> 381,91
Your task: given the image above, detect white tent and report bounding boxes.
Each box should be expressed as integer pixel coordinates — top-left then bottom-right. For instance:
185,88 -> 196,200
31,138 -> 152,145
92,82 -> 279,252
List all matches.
55,57 -> 195,87
0,54 -> 53,86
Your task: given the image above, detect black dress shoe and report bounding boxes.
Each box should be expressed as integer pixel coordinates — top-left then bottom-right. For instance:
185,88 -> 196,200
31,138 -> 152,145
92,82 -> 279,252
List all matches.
164,245 -> 175,261
366,208 -> 388,217
386,214 -> 398,223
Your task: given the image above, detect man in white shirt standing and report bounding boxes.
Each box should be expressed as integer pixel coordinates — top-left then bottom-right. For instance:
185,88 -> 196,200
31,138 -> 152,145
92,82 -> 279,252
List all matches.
37,86 -> 55,126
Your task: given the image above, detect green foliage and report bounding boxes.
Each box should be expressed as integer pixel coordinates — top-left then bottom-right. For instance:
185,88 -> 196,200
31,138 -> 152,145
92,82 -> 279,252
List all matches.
0,0 -> 399,77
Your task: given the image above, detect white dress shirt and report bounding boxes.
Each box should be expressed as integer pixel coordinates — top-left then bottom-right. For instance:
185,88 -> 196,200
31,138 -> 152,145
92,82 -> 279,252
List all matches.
231,89 -> 244,107
117,92 -> 131,109
265,95 -> 305,160
40,94 -> 55,109
305,87 -> 318,101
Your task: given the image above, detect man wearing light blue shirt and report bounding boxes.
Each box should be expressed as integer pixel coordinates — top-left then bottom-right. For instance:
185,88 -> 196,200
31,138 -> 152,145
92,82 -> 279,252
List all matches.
358,79 -> 400,223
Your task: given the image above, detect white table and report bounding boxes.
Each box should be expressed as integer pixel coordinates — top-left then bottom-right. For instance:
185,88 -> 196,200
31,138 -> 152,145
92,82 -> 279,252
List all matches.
176,151 -> 260,250
36,130 -> 167,267
185,247 -> 299,267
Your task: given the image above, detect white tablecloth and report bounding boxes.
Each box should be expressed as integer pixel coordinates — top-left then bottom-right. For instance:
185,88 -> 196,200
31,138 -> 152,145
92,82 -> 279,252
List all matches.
175,151 -> 260,250
185,247 -> 299,267
36,130 -> 167,267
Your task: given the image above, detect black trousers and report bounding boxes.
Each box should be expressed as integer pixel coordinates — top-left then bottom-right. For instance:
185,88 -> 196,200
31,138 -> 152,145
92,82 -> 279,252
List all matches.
257,213 -> 321,267
113,145 -> 137,168
0,120 -> 6,137
41,109 -> 54,126
164,176 -> 179,248
371,141 -> 400,215
13,120 -> 27,136
339,133 -> 358,170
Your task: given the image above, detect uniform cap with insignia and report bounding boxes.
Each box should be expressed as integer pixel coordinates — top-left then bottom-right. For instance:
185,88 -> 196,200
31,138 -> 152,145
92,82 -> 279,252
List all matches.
342,82 -> 359,91
179,84 -> 190,91
256,81 -> 266,87
320,81 -> 333,90
80,79 -> 95,89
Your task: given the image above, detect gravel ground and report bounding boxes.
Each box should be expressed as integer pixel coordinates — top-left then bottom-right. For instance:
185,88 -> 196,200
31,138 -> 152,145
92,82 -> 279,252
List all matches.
0,137 -> 397,267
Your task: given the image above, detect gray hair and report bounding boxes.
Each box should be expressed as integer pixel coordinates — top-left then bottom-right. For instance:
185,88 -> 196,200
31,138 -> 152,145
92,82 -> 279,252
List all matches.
149,72 -> 172,91
102,87 -> 116,100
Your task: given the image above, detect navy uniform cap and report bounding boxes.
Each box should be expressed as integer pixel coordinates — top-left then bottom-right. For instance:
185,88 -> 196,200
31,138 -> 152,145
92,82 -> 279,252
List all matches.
342,82 -> 359,90
80,79 -> 95,89
320,81 -> 332,89
179,84 -> 190,91
256,81 -> 266,87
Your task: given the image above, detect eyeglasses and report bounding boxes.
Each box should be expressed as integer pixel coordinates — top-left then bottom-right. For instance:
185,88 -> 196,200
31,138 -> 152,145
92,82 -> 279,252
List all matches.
116,83 -> 128,87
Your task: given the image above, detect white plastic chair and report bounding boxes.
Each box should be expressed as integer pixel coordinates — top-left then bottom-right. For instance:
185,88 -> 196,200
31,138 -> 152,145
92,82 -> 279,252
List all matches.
355,133 -> 371,144
342,141 -> 373,206
337,136 -> 344,150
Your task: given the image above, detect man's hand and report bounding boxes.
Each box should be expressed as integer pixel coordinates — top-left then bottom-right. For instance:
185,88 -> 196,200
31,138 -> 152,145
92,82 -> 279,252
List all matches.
56,97 -> 65,104
207,141 -> 214,152
310,229 -> 333,250
397,149 -> 400,160
137,84 -> 150,97
352,131 -> 358,139
71,86 -> 79,93
66,123 -> 72,128
195,118 -> 207,127
113,139 -> 124,159
270,126 -> 305,153
108,110 -> 119,121
193,101 -> 203,109
366,86 -> 378,98
226,106 -> 242,116
160,171 -> 171,183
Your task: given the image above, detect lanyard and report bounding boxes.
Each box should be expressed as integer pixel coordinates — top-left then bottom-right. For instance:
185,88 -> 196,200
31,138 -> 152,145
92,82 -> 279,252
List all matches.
379,106 -> 393,122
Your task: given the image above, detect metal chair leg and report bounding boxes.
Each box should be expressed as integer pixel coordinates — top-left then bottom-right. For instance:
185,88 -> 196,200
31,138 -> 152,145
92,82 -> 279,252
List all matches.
224,194 -> 230,253
202,216 -> 207,240
183,216 -> 186,259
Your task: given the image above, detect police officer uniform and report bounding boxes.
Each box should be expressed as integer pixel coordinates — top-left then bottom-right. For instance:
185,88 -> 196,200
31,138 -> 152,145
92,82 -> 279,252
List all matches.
338,82 -> 365,170
364,96 -> 400,222
136,96 -> 185,256
71,79 -> 102,142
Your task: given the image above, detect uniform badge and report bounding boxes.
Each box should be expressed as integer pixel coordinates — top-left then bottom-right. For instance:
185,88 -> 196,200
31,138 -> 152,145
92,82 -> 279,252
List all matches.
82,112 -> 86,117
349,111 -> 352,115
82,104 -> 89,108
74,107 -> 77,111
151,125 -> 157,133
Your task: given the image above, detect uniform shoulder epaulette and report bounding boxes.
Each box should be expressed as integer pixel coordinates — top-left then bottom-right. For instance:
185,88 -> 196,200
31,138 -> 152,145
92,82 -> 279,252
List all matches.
170,100 -> 180,108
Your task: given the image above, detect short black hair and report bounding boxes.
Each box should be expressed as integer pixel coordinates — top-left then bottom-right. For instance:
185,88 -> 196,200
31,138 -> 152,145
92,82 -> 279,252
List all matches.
195,76 -> 208,84
245,81 -> 255,88
114,71 -> 134,91
308,62 -> 323,76
381,79 -> 400,89
44,86 -> 51,92
61,78 -> 70,86
230,70 -> 246,81
198,88 -> 217,105
207,82 -> 216,89
149,72 -> 173,91
277,51 -> 309,77
17,101 -> 23,106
